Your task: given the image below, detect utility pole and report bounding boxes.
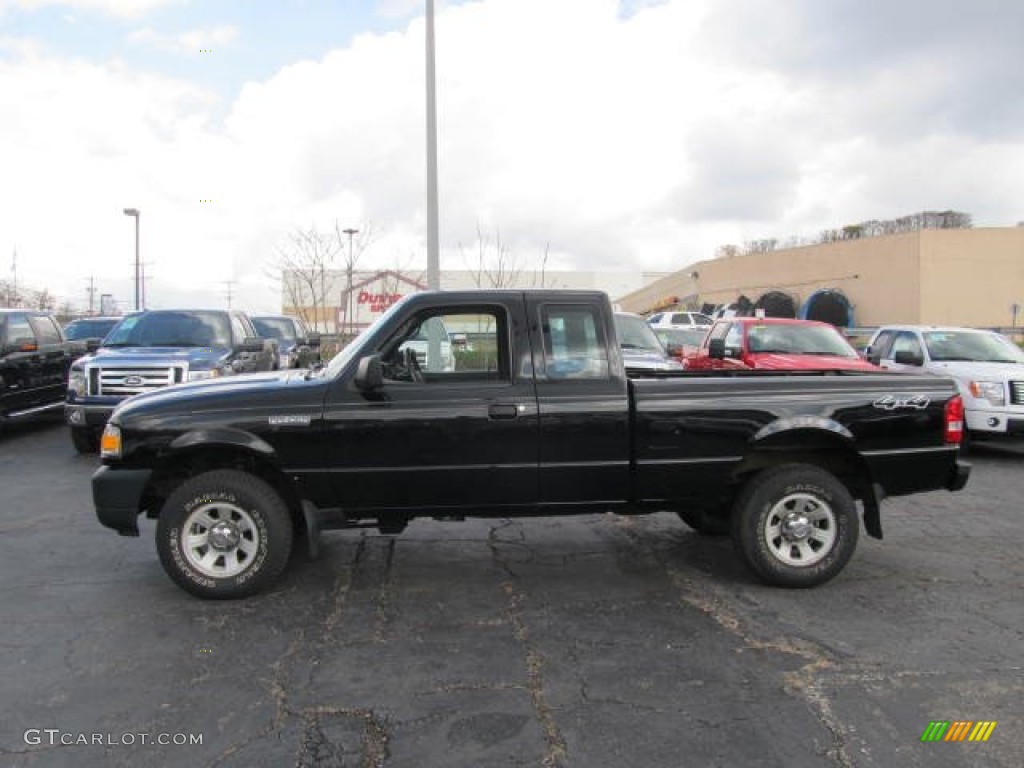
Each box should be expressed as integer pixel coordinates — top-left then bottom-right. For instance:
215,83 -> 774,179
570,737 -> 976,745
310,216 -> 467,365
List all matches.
123,208 -> 141,310
342,228 -> 358,337
86,276 -> 97,314
425,0 -> 440,291
224,279 -> 236,309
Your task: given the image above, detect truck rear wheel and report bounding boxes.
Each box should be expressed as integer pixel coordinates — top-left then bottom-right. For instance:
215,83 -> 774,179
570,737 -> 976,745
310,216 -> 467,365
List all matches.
156,470 -> 293,599
731,464 -> 858,588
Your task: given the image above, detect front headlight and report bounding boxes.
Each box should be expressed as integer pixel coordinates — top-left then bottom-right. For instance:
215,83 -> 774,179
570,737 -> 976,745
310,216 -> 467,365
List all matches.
188,368 -> 222,381
68,369 -> 87,397
968,380 -> 1005,406
100,423 -> 122,459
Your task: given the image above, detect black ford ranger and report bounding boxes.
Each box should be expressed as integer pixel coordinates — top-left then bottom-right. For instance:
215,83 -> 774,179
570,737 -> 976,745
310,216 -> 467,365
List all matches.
91,290 -> 970,599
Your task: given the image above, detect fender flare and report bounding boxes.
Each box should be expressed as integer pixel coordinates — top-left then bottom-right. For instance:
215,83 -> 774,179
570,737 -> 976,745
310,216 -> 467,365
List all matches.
752,415 -> 854,442
168,427 -> 275,457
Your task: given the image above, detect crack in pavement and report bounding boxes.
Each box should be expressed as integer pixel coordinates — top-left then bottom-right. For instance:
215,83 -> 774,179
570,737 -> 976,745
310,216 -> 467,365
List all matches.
489,521 -> 569,768
372,538 -> 396,644
206,535 -> 391,768
618,524 -> 857,768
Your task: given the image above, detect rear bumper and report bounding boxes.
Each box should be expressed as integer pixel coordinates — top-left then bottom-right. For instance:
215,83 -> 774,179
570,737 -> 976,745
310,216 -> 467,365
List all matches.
92,465 -> 152,536
947,459 -> 971,491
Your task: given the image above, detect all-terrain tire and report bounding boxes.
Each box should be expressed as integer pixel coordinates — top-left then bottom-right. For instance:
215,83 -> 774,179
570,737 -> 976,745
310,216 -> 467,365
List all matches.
156,470 -> 293,599
731,464 -> 859,588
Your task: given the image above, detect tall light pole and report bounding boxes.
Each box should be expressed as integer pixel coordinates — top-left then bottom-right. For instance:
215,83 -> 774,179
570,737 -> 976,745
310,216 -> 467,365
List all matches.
123,208 -> 140,310
425,0 -> 440,290
342,228 -> 359,337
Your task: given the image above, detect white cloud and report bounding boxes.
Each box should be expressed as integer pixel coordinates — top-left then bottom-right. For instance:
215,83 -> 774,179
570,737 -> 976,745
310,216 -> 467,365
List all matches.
0,0 -> 186,18
3,0 -> 1024,313
129,24 -> 237,55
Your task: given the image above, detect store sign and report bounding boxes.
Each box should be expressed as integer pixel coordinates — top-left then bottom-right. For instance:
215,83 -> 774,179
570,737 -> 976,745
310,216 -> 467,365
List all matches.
358,290 -> 404,313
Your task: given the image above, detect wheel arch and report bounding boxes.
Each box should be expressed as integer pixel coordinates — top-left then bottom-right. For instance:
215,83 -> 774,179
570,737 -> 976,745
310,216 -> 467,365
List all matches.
141,440 -> 304,534
733,426 -> 874,503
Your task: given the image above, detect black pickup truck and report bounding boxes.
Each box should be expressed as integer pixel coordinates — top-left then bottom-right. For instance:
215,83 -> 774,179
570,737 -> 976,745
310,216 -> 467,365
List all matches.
1,309 -> 85,427
92,290 -> 970,599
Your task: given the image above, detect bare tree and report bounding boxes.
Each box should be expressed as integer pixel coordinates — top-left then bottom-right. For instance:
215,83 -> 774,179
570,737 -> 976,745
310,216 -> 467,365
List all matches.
461,222 -> 523,289
271,225 -> 342,332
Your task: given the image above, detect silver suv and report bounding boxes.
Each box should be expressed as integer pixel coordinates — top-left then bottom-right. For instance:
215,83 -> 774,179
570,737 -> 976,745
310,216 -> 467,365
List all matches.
647,310 -> 713,329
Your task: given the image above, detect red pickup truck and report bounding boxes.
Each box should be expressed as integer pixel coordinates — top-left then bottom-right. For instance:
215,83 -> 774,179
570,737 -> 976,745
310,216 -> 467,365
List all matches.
684,317 -> 879,371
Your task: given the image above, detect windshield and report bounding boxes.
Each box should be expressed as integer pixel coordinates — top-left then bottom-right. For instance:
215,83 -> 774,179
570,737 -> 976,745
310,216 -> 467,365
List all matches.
104,311 -> 231,348
320,295 -> 415,378
923,330 -> 1024,363
615,314 -> 667,354
746,323 -> 858,357
655,327 -> 706,347
65,319 -> 118,341
252,317 -> 298,342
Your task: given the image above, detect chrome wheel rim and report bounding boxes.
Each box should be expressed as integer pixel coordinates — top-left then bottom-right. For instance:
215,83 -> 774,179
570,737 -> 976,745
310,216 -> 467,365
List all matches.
182,501 -> 260,579
764,493 -> 836,567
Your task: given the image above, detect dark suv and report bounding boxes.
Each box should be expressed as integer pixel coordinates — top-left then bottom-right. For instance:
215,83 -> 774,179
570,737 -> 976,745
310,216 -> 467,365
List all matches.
251,314 -> 321,369
63,316 -> 120,343
65,309 -> 275,452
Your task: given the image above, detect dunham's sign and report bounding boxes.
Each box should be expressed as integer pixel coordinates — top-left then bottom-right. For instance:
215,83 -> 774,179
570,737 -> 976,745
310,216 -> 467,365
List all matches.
358,290 -> 403,313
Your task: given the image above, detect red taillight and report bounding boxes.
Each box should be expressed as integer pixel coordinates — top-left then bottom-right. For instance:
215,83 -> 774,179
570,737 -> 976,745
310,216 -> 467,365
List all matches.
945,395 -> 964,444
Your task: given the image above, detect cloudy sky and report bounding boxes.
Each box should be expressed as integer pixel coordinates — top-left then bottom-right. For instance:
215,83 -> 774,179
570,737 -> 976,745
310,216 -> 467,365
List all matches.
2,0 -> 1022,313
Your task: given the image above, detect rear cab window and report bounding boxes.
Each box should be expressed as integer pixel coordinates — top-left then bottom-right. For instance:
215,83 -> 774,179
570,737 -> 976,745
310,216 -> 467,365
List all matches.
539,304 -> 610,380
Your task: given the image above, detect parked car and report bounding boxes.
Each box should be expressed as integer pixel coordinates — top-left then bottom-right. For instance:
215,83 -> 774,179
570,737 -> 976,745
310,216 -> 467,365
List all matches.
647,310 -> 714,329
614,312 -> 684,371
63,316 -> 120,343
398,314 -> 455,372
685,317 -> 880,371
251,314 -> 321,369
91,289 -> 969,599
866,325 -> 1024,446
653,326 -> 707,363
2,309 -> 85,427
65,308 -> 276,453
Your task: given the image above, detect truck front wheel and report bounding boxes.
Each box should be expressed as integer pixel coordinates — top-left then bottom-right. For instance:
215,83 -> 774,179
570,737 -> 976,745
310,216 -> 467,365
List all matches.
731,464 -> 858,588
156,470 -> 293,599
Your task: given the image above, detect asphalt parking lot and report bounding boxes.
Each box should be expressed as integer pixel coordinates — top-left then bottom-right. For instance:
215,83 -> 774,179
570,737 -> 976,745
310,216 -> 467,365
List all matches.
1,419 -> 1021,768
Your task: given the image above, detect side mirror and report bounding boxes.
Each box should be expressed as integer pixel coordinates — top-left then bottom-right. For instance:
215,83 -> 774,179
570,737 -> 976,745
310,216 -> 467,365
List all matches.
305,333 -> 322,348
86,338 -> 102,353
354,354 -> 383,392
708,338 -> 725,359
238,337 -> 267,353
893,350 -> 923,366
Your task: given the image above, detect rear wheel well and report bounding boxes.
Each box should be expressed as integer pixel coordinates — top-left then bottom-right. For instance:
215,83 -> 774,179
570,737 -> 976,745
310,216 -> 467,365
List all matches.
731,431 -> 872,501
142,446 -> 304,532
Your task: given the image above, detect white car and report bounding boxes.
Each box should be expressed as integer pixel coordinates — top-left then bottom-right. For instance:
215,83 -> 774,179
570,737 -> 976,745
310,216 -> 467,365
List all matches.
646,310 -> 714,329
866,325 -> 1024,445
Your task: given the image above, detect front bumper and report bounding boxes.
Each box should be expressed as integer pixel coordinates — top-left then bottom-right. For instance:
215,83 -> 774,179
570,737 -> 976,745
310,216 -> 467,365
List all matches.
65,402 -> 117,430
92,465 -> 152,536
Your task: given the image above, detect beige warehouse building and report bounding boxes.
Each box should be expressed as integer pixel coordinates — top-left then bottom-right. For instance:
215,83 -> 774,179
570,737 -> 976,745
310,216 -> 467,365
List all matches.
616,227 -> 1024,329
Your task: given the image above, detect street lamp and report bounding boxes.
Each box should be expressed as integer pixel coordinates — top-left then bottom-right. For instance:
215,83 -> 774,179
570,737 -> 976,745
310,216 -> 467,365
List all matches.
342,228 -> 358,337
123,208 -> 141,310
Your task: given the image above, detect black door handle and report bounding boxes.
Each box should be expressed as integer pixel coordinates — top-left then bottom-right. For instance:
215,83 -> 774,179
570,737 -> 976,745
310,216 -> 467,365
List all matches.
488,403 -> 519,420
